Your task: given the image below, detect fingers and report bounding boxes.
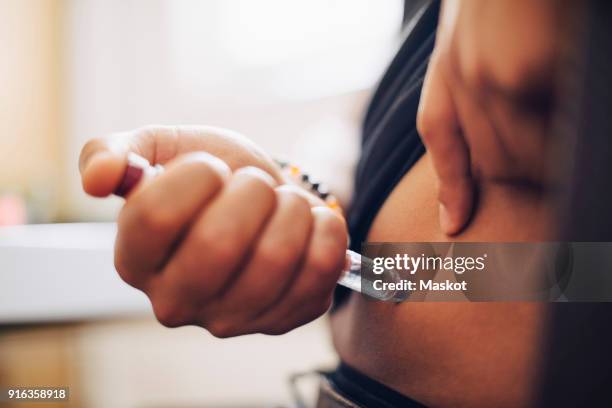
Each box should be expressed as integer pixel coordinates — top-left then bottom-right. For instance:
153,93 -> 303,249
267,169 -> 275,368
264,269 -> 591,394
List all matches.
154,167 -> 277,305
196,185 -> 314,330
214,186 -> 313,313
243,206 -> 347,336
417,53 -> 475,235
111,151 -> 346,335
131,175 -> 346,336
114,152 -> 230,288
151,203 -> 346,337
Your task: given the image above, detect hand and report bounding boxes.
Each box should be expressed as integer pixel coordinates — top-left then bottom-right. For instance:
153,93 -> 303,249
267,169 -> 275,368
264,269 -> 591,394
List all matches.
79,125 -> 287,198
80,127 -> 348,336
417,0 -> 564,234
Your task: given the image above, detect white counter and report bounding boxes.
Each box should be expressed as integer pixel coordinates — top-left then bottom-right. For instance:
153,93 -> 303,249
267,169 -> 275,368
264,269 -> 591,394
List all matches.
0,223 -> 150,324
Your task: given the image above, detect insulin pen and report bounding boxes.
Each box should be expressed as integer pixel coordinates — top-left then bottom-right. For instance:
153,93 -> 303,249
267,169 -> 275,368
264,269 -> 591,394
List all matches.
113,153 -> 402,301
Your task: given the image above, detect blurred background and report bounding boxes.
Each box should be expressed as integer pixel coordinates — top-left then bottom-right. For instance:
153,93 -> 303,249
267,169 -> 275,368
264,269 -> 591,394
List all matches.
0,0 -> 404,406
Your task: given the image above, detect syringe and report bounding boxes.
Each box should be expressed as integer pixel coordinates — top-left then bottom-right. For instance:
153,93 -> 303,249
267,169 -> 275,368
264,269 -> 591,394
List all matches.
113,153 -> 403,301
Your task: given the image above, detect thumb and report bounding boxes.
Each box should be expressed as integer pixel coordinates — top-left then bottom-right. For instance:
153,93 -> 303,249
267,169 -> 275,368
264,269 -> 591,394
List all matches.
79,127 -> 160,197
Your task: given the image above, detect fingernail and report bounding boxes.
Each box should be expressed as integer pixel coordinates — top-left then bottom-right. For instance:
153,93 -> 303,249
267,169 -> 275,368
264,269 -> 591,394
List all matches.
439,203 -> 454,234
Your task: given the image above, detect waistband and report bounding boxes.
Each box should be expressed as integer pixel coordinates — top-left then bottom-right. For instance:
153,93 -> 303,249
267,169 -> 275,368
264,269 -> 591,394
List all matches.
317,363 -> 427,408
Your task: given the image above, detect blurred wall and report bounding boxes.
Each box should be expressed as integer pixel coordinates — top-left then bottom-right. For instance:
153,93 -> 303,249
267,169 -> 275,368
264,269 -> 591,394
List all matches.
0,0 -> 64,221
62,0 -> 401,221
0,0 -> 402,222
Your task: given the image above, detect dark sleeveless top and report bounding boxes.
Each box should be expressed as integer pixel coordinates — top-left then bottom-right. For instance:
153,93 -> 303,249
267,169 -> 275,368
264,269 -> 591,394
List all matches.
335,0 -> 439,306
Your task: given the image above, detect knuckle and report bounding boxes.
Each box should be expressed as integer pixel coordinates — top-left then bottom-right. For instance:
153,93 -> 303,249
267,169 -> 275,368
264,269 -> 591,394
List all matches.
113,243 -> 149,289
308,245 -> 344,280
263,325 -> 294,336
187,156 -> 228,185
417,104 -> 453,145
307,217 -> 346,278
136,204 -> 176,235
276,187 -> 313,226
201,163 -> 226,186
459,58 -> 487,92
113,251 -> 126,276
113,250 -> 138,286
239,169 -> 277,196
417,108 -> 446,144
281,188 -> 311,212
152,301 -> 189,328
318,214 -> 348,250
416,109 -> 435,140
327,215 -> 348,242
255,180 -> 276,203
490,49 -> 540,94
206,320 -> 240,338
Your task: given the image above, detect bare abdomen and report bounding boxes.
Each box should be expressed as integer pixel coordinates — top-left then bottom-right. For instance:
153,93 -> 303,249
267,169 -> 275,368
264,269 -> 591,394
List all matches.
330,155 -> 552,407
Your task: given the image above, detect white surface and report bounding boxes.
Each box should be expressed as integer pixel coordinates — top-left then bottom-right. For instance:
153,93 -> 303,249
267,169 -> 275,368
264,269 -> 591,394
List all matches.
0,223 -> 150,324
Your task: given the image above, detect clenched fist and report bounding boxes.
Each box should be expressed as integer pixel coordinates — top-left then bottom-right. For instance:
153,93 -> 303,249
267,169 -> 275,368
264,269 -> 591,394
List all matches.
79,125 -> 347,336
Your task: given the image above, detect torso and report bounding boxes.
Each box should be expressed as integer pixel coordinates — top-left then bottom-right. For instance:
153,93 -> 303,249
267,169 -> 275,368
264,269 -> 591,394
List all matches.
331,154 -> 554,407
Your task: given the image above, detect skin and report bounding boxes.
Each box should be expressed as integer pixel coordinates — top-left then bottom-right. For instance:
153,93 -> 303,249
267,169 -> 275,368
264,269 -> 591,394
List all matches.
331,154 -> 557,407
80,125 -> 348,337
418,0 -> 567,235
78,1 -> 572,404
80,126 -> 557,407
354,4 -> 572,401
